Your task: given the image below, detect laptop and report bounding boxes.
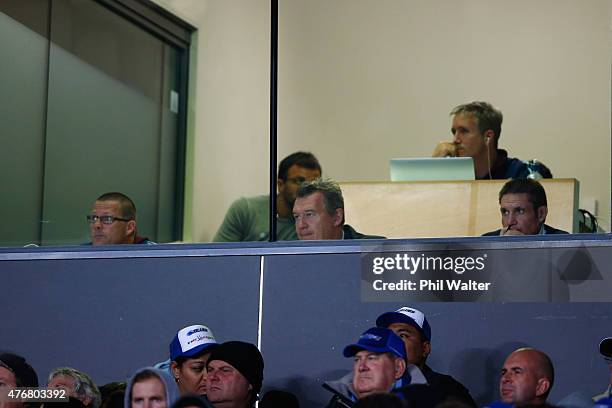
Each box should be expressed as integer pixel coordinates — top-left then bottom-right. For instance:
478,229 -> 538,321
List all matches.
389,157 -> 475,181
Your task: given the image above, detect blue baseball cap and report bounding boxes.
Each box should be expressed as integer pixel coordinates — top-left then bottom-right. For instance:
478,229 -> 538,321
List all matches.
376,307 -> 432,341
170,325 -> 218,361
343,327 -> 406,359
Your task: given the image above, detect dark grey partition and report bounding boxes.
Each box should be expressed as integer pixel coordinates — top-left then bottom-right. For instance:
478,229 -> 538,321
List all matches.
262,252 -> 612,407
0,253 -> 261,384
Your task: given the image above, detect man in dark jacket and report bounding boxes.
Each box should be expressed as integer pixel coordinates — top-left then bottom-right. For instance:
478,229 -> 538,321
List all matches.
432,101 -> 552,180
482,179 -> 569,236
293,178 -> 384,240
376,307 -> 477,407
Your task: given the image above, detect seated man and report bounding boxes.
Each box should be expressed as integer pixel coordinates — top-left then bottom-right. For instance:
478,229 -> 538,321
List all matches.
499,348 -> 554,406
213,152 -> 321,242
433,101 -> 552,180
48,367 -> 101,408
482,178 -> 569,236
0,352 -> 38,408
323,327 -> 427,407
594,337 -> 612,401
376,307 -> 476,407
87,192 -> 154,245
125,367 -> 179,408
206,341 -> 264,408
292,178 -> 384,240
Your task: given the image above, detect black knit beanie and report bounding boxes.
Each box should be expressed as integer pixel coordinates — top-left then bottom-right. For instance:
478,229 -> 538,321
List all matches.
207,341 -> 264,395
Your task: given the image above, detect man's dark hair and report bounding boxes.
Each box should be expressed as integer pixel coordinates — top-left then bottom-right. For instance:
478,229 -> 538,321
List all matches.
278,152 -> 321,181
498,179 -> 547,212
354,393 -> 407,408
296,178 -> 344,223
96,192 -> 136,220
451,101 -> 503,142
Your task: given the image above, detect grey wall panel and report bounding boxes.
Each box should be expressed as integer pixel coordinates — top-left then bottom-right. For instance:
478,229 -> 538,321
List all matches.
0,255 -> 261,384
262,253 -> 612,408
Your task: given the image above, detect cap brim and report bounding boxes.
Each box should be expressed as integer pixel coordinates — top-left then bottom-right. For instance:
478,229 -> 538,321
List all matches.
173,342 -> 218,360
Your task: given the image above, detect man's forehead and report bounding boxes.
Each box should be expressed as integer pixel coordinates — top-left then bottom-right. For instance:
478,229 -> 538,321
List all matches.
92,200 -> 121,212
504,351 -> 535,368
287,164 -> 320,179
389,322 -> 419,334
453,112 -> 478,125
355,349 -> 383,358
294,192 -> 325,210
208,359 -> 237,370
500,193 -> 531,207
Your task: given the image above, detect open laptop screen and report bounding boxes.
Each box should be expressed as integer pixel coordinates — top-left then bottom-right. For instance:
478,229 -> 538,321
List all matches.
389,157 -> 475,181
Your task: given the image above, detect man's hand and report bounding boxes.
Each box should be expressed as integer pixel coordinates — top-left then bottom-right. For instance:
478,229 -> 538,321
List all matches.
501,227 -> 524,236
432,141 -> 457,157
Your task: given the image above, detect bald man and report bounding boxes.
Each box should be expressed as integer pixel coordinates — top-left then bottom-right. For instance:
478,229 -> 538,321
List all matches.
499,348 -> 554,406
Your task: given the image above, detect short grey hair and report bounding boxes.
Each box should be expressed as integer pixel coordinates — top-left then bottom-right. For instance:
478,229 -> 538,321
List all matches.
48,367 -> 101,408
296,178 -> 344,222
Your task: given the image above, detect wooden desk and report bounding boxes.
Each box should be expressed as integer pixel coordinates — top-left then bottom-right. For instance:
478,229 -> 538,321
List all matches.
339,179 -> 579,238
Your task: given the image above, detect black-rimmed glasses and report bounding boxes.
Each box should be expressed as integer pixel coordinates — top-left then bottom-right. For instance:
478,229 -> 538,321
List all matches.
86,215 -> 131,225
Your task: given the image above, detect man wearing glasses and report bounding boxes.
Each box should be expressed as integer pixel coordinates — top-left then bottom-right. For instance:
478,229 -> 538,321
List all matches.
87,192 -> 154,245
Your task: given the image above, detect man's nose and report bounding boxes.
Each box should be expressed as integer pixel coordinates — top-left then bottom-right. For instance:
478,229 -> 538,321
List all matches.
452,132 -> 461,144
357,360 -> 368,372
296,216 -> 307,228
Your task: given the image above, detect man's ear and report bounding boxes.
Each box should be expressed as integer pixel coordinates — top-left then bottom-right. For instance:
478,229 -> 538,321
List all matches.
537,205 -> 548,224
277,178 -> 285,193
535,377 -> 550,398
484,129 -> 495,145
333,208 -> 344,227
394,358 -> 406,380
126,220 -> 136,237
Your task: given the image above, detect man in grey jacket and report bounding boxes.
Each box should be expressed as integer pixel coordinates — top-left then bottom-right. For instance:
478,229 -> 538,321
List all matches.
323,327 -> 426,407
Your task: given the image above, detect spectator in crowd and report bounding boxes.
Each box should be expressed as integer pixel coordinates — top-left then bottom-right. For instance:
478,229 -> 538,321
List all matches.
499,348 -> 554,406
98,382 -> 125,408
47,367 -> 101,408
124,368 -> 179,408
213,152 -> 321,242
376,307 -> 476,407
353,393 -> 406,408
482,179 -> 569,236
206,341 -> 264,408
171,395 -> 214,408
259,390 -> 300,408
0,352 -> 38,408
167,325 -> 218,398
293,178 -> 384,240
323,327 -> 427,407
433,101 -> 552,180
594,337 -> 612,401
87,192 -> 154,245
